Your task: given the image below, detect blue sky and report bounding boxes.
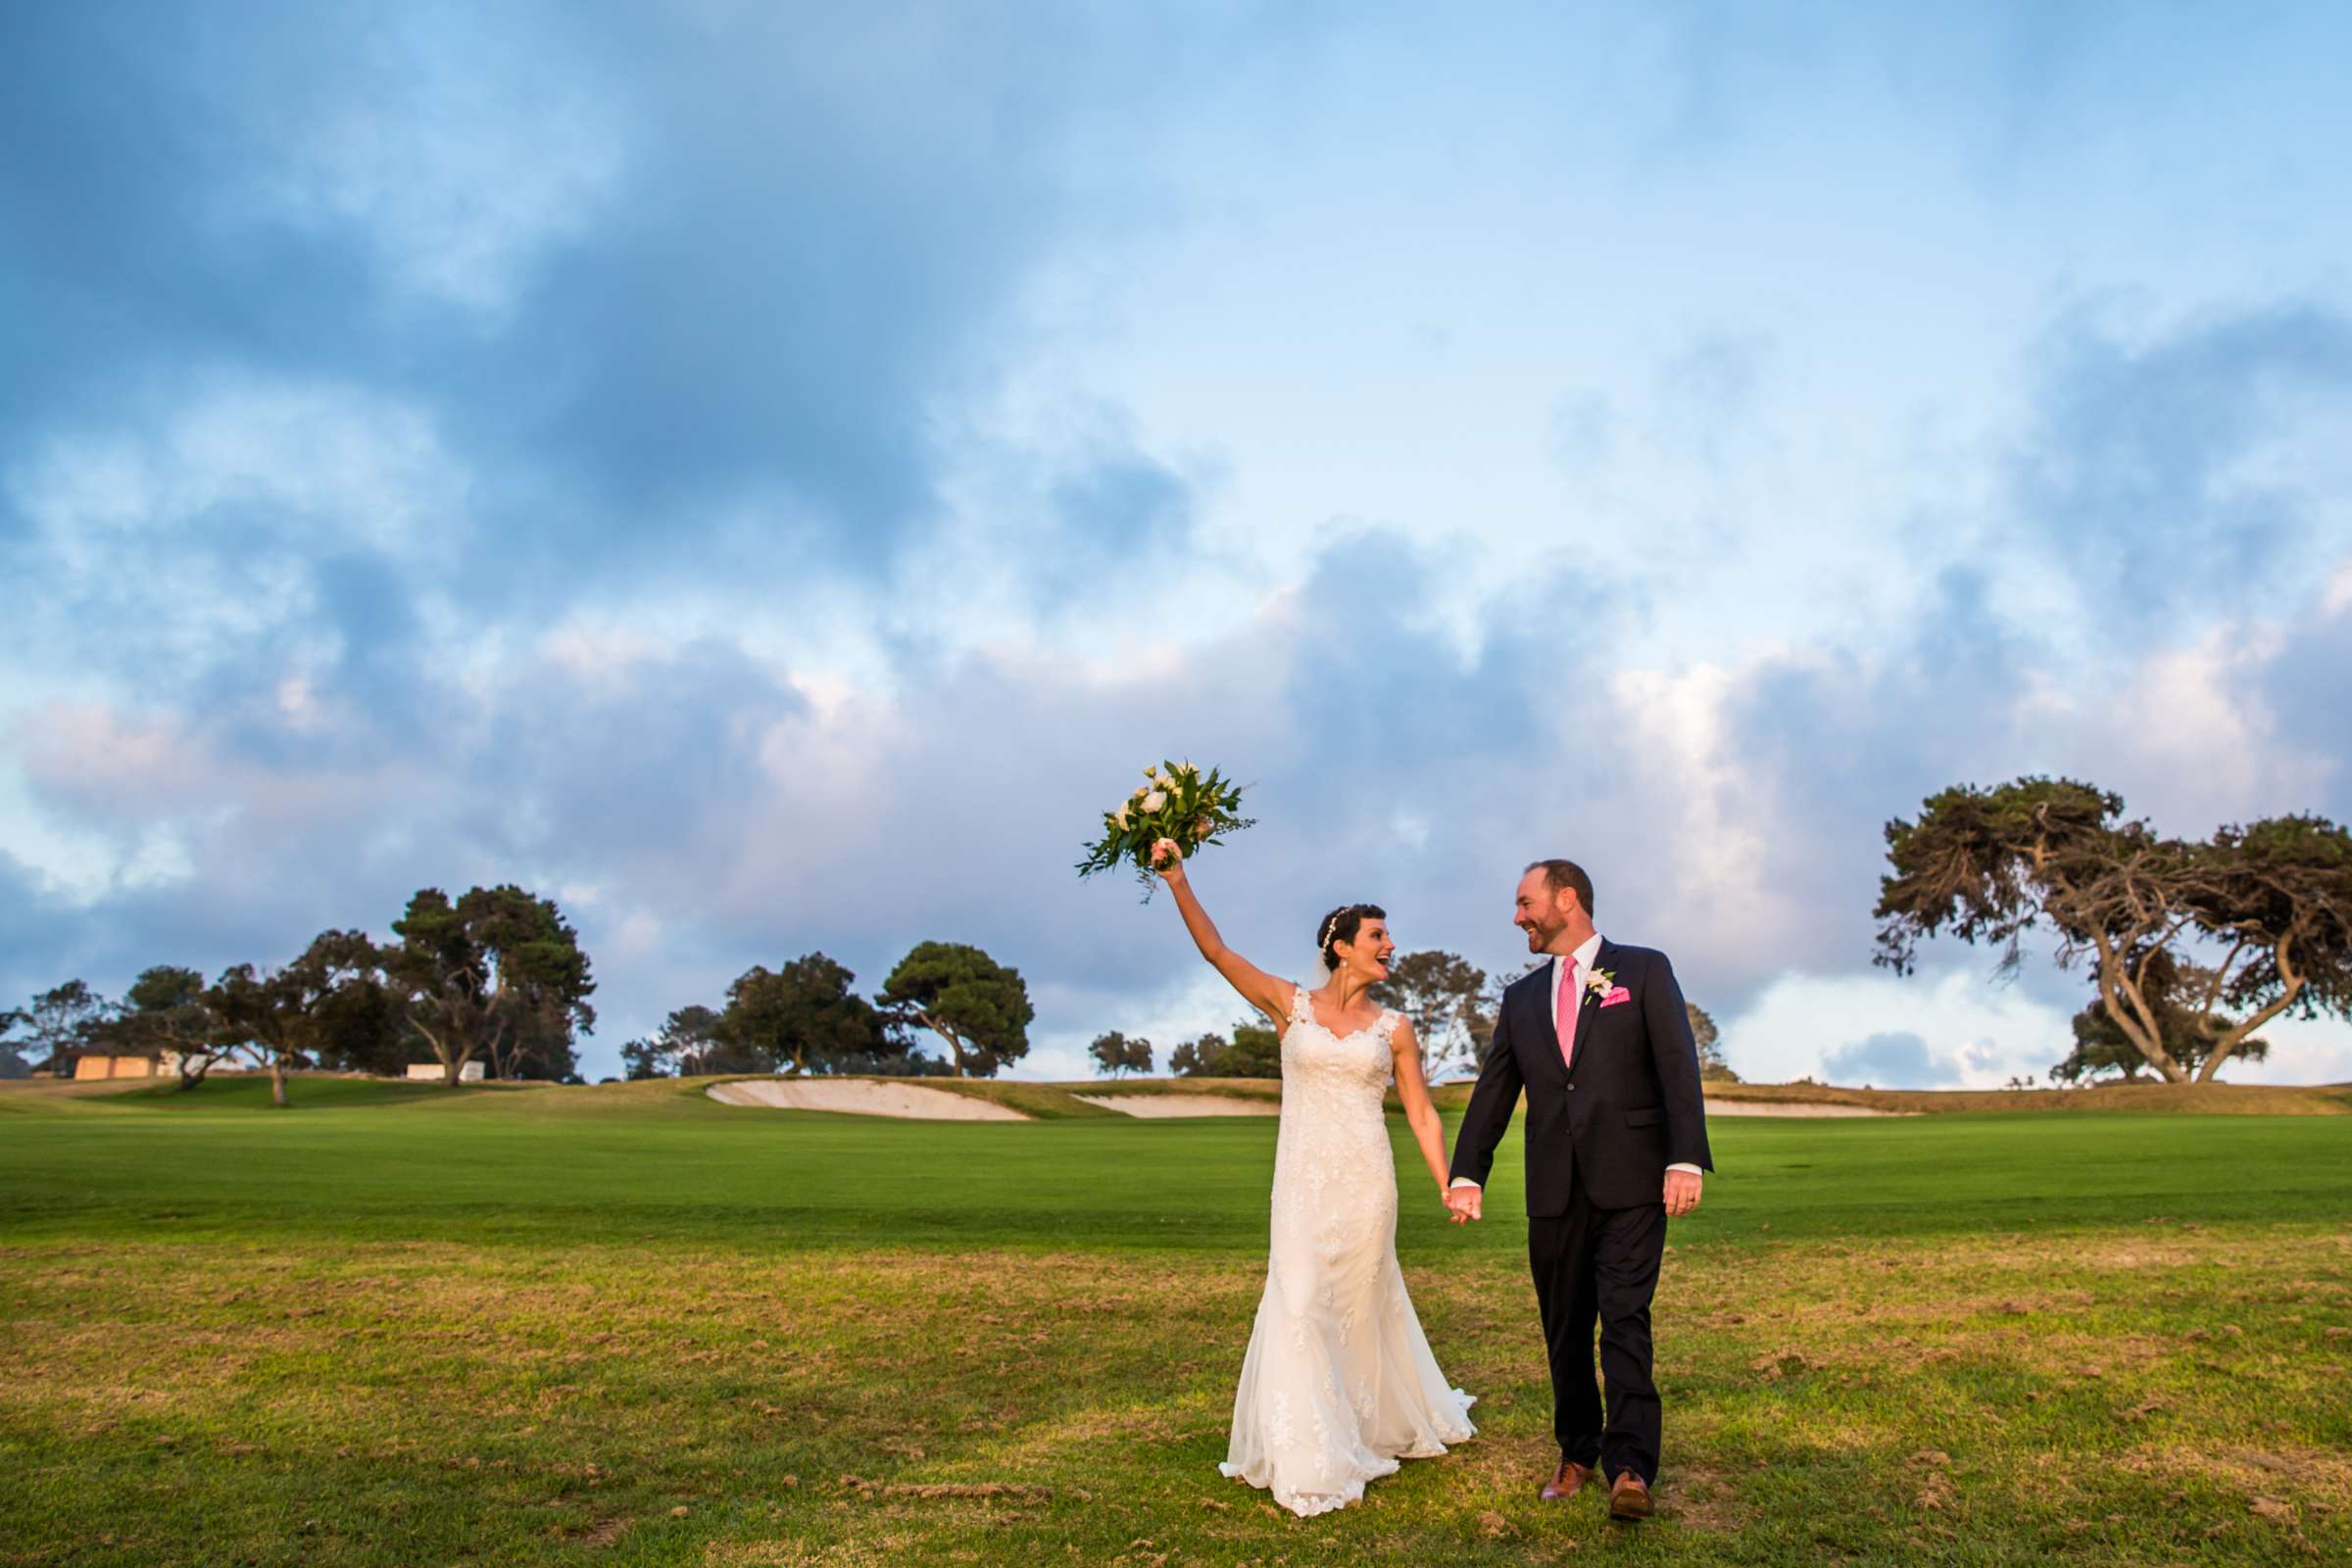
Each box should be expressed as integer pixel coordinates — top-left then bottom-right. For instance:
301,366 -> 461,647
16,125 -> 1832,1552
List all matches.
6,2 -> 2350,1087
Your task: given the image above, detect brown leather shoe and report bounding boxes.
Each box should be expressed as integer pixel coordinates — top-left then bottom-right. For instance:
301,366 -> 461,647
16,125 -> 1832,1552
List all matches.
1539,1459 -> 1594,1501
1608,1473 -> 1653,1520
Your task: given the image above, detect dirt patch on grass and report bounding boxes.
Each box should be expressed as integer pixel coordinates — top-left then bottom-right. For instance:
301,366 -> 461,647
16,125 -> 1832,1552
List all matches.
1665,1465 -> 1754,1533
702,1544 -> 831,1568
2123,1444 -> 2352,1501
837,1475 -> 1055,1501
555,1515 -> 632,1546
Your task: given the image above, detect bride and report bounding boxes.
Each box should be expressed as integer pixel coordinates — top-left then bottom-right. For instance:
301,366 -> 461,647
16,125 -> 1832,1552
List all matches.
1152,839 -> 1475,1516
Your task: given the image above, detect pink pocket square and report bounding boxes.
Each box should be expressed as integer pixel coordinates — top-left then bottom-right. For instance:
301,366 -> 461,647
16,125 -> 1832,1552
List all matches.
1599,987 -> 1633,1007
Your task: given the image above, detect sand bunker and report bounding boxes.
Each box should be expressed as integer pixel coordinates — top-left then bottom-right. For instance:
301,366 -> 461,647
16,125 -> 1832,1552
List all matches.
705,1080 -> 1896,1123
707,1080 -> 1027,1120
1075,1093 -> 1281,1118
1702,1099 -> 1911,1117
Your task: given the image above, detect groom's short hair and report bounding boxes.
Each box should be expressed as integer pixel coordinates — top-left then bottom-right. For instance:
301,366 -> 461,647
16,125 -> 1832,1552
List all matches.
1526,858 -> 1595,917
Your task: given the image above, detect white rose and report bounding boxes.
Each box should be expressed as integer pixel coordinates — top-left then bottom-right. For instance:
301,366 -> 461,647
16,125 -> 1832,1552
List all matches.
1114,804 -> 1133,829
1142,789 -> 1167,812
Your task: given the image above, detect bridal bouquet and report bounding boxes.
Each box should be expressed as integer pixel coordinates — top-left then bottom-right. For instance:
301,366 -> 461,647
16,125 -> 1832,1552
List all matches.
1076,759 -> 1256,898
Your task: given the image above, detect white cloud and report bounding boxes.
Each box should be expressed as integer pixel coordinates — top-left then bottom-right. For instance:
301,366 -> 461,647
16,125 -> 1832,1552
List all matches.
1609,660 -> 1795,965
16,378 -> 463,556
251,11 -> 626,316
608,909 -> 663,962
5,375 -> 468,688
539,623 -> 667,687
2096,622 -> 2328,830
1726,967 -> 2070,1089
1726,962 -> 2352,1089
0,770 -> 174,906
2205,1013 -> 2352,1087
1013,967 -> 1263,1084
2326,558 -> 2352,616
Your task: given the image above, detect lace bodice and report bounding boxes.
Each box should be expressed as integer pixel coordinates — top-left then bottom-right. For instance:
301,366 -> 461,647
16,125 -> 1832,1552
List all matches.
1281,984 -> 1396,1101
1270,986 -> 1397,1205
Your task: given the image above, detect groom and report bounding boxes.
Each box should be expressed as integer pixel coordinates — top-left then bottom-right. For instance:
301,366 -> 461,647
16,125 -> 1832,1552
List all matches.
1446,858 -> 1713,1521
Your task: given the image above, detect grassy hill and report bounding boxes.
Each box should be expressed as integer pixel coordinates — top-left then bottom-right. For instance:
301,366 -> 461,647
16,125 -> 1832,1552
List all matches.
2,1077 -> 2347,1564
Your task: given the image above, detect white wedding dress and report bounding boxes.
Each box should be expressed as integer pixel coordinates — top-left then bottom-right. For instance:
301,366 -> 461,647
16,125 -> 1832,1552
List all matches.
1218,985 -> 1477,1516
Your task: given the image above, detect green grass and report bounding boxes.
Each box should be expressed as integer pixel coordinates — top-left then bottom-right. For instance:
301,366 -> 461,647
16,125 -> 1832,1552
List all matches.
3,1076 -> 2348,1565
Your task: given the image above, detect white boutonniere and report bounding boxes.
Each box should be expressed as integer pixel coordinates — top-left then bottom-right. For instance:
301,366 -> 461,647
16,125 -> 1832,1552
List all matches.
1584,967 -> 1616,1003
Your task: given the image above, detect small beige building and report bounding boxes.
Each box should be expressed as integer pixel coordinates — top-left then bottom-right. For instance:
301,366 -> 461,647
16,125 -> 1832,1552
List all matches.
404,1061 -> 485,1082
74,1054 -> 161,1081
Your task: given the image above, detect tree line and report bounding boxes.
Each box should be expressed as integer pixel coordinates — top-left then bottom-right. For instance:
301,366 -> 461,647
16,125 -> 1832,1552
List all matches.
1876,778 -> 2351,1085
3,915 -> 1041,1097
0,886 -> 594,1104
620,942 -> 1035,1081
1086,948 -> 1740,1082
8,912 -> 1767,1099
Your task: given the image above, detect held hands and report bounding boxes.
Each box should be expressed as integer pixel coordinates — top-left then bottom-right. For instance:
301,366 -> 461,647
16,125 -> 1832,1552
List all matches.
1151,838 -> 1186,883
1663,1169 -> 1703,1219
1443,1177 -> 1692,1220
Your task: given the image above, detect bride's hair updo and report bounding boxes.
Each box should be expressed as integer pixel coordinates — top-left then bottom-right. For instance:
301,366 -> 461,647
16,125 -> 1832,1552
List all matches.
1316,904 -> 1387,972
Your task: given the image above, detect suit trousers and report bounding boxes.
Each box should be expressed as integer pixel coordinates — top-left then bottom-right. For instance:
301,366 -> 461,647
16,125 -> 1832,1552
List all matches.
1528,1172 -> 1666,1484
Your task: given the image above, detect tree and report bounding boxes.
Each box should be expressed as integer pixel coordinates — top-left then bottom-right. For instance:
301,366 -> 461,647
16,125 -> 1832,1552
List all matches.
1875,779 -> 2352,1084
2054,958 -> 2271,1085
1088,1031 -> 1153,1077
620,1035 -> 671,1080
718,955 -> 885,1075
835,1039 -> 956,1077
206,963 -> 309,1107
660,1004 -> 734,1074
1166,1023 -> 1279,1079
305,967 -> 411,1077
0,1006 -> 30,1080
284,931 -> 404,1075
108,966 -> 226,1089
274,934 -> 416,1078
1371,950 -> 1488,1077
125,965 -> 206,1014
209,931 -> 460,1104
1464,960 -> 1544,1062
1169,1032 -> 1227,1076
1221,1019 -> 1282,1078
618,1005 -> 731,1079
877,942 -> 1033,1078
492,999 -> 583,1083
8,980 -> 115,1076
383,886 -> 597,1085
2175,814 -> 2352,1079
1687,1003 -> 1740,1083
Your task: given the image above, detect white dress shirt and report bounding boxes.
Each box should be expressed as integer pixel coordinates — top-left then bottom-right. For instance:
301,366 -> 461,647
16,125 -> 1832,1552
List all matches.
1451,932 -> 1702,1189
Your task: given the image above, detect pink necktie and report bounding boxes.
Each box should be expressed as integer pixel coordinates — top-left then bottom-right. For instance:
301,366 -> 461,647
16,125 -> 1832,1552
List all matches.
1555,957 -> 1580,1072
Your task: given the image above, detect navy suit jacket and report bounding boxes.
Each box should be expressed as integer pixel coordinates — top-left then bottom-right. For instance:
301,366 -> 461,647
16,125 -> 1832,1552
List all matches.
1447,940 -> 1714,1214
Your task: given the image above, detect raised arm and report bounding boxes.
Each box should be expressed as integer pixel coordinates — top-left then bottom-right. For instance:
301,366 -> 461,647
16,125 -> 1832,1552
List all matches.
1152,840 -> 1293,1023
1388,1019 -> 1455,1212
